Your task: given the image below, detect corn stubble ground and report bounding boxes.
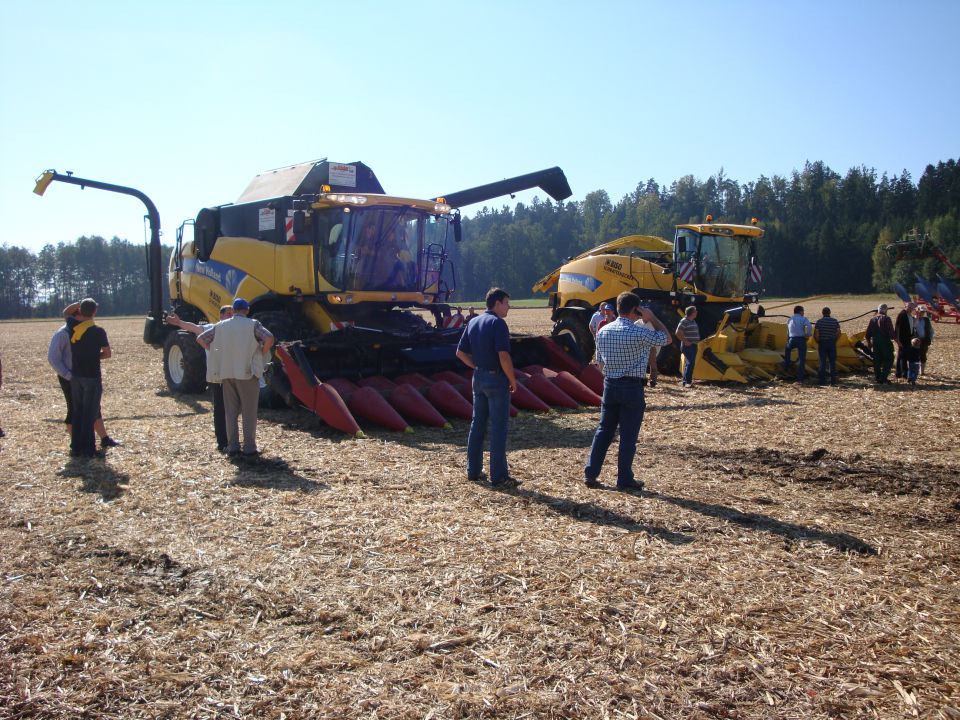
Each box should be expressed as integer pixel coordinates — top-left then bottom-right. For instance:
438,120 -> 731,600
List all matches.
0,297 -> 958,719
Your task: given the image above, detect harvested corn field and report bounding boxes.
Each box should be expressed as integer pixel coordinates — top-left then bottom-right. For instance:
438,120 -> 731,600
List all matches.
0,297 -> 958,719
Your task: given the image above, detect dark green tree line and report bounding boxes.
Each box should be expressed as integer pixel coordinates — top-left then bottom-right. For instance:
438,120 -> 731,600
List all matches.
0,236 -> 171,318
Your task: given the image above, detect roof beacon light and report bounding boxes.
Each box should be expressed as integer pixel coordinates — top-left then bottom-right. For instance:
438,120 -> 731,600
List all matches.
705,214 -> 714,223
751,217 -> 759,226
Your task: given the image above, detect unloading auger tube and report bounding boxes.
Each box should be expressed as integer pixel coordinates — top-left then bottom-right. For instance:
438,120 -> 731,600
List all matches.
34,170 -> 166,345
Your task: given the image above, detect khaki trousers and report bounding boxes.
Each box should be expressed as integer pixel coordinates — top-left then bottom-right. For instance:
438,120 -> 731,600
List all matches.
222,377 -> 260,453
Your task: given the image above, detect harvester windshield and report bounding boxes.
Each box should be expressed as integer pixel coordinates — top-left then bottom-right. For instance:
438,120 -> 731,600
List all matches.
676,228 -> 752,298
318,206 -> 452,293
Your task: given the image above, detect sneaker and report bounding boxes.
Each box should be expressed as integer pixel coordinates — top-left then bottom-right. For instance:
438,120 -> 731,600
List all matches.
467,473 -> 486,483
584,477 -> 602,489
241,451 -> 260,462
649,378 -> 657,388
100,436 -> 121,448
491,476 -> 521,489
616,479 -> 644,493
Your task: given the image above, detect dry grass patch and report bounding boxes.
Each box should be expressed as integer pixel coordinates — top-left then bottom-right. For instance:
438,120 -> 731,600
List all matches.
0,296 -> 958,718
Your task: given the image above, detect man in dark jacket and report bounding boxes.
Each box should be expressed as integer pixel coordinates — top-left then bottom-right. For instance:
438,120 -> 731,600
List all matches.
866,303 -> 897,385
68,298 -> 112,457
894,301 -> 916,380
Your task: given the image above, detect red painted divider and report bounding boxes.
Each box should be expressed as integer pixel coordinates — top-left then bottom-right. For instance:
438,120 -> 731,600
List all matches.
326,378 -> 410,432
275,347 -> 362,436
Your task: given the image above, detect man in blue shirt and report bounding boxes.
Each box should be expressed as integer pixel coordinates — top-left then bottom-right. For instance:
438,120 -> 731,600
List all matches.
455,288 -> 519,489
585,292 -> 669,492
783,305 -> 813,382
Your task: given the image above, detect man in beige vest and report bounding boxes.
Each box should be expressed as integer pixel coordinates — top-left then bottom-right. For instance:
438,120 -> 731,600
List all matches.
197,298 -> 274,458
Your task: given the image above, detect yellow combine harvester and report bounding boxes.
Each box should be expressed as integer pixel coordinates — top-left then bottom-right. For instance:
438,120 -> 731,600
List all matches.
533,218 -> 869,382
37,161 -> 617,434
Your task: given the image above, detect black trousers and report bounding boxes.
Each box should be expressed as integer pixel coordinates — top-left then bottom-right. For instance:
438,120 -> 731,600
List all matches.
211,382 -> 227,450
58,375 -> 101,425
70,377 -> 102,456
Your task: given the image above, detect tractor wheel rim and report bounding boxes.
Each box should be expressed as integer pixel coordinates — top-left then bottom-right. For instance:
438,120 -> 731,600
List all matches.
168,345 -> 185,384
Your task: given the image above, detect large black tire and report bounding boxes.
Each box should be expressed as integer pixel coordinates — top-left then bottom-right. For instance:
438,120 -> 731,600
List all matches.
643,299 -> 681,376
552,314 -> 594,361
252,311 -> 296,408
655,342 -> 681,376
163,331 -> 207,393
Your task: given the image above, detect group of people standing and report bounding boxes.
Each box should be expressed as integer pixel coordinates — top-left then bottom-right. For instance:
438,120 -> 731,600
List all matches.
458,288 -> 670,494
45,296 -> 274,462
37,291 -> 936,493
458,291 -> 942,496
865,301 -> 935,385
46,298 -> 119,457
781,301 -> 936,387
167,298 -> 274,458
782,305 -> 842,385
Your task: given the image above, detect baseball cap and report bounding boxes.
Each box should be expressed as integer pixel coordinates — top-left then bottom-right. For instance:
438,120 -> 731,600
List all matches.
601,303 -> 614,311
232,297 -> 250,311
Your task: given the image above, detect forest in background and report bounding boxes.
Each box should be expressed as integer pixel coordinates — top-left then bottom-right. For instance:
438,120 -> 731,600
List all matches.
1,159 -> 957,319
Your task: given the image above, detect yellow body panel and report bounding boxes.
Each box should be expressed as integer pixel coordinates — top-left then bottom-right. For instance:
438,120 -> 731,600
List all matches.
171,237 -> 315,324
303,300 -> 335,332
687,311 -> 870,383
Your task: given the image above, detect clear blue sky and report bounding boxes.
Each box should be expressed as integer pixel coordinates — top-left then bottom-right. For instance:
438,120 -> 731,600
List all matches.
2,0 -> 958,252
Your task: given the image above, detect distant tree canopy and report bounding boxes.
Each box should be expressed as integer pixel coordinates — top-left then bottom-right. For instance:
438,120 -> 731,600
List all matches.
2,159 -> 958,318
0,236 -> 172,319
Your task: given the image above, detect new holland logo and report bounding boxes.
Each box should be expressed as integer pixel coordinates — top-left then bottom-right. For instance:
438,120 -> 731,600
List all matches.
559,272 -> 602,292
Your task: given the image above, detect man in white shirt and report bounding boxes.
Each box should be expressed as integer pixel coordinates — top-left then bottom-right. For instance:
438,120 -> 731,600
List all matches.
783,305 -> 813,382
197,298 -> 274,459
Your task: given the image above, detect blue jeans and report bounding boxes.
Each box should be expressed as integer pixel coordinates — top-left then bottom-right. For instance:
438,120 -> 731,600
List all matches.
70,376 -> 102,456
784,337 -> 808,380
467,370 -> 511,482
681,343 -> 698,385
818,341 -> 837,384
585,377 -> 646,485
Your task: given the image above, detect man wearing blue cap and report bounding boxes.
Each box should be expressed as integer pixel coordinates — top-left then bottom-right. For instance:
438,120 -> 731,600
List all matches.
197,298 -> 274,459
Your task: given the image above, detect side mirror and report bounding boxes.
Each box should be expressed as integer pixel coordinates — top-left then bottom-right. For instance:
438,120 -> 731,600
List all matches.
453,211 -> 462,243
292,210 -> 306,234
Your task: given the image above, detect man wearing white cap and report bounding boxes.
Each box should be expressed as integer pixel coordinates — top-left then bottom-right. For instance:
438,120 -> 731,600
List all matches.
865,303 -> 897,384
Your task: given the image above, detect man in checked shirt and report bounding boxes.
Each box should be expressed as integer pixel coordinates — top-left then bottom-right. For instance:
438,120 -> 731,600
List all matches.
584,292 -> 670,492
